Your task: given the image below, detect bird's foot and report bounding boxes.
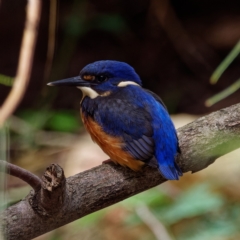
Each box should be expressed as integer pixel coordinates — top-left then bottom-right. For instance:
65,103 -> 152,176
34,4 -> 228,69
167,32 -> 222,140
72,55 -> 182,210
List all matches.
102,159 -> 114,165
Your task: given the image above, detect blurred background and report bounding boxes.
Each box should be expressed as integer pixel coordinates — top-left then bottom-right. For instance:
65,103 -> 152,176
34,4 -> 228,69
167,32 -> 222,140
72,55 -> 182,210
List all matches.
1,0 -> 240,239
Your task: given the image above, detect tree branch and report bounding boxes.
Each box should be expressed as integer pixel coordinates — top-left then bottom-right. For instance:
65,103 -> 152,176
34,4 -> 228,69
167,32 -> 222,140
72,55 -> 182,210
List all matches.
1,103 -> 240,239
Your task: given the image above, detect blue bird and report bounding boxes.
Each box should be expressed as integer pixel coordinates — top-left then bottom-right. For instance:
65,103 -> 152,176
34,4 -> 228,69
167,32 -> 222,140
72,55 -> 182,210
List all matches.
48,60 -> 182,180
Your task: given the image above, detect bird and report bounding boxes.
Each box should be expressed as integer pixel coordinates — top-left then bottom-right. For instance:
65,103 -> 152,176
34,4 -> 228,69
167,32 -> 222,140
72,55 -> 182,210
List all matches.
47,60 -> 182,180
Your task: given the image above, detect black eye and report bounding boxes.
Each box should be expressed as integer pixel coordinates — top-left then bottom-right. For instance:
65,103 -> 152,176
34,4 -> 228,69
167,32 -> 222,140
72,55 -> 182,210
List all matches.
97,75 -> 108,82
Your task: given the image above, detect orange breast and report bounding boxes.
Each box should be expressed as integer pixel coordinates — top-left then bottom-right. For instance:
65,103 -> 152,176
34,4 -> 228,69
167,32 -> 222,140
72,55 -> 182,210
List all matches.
81,111 -> 144,171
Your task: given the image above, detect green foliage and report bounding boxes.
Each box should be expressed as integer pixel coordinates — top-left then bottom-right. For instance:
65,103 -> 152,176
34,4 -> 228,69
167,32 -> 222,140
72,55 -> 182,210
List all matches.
17,109 -> 80,132
11,109 -> 81,149
0,74 -> 13,86
18,109 -> 52,130
206,78 -> 240,107
206,40 -> 240,106
178,214 -> 239,240
155,184 -> 224,225
122,187 -> 169,209
73,209 -> 106,228
210,40 -> 240,84
46,110 -> 80,132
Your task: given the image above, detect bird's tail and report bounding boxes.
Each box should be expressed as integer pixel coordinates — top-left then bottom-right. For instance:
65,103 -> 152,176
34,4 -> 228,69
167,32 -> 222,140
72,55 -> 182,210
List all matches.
159,162 -> 183,180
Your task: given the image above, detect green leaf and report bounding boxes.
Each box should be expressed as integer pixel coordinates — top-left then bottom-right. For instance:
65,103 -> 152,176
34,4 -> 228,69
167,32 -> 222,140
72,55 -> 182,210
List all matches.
205,78 -> 240,107
210,40 -> 240,84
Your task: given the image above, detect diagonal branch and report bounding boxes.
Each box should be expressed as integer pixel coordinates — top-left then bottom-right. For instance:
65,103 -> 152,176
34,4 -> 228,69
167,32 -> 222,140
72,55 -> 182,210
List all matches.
1,103 -> 240,240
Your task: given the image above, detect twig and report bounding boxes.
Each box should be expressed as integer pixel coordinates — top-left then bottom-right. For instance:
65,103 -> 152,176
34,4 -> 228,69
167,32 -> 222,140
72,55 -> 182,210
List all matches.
0,0 -> 41,127
0,160 -> 41,192
136,204 -> 173,240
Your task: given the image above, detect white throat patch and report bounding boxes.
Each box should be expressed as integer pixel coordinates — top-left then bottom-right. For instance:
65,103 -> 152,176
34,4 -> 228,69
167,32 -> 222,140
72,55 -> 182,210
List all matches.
117,81 -> 141,87
77,87 -> 99,99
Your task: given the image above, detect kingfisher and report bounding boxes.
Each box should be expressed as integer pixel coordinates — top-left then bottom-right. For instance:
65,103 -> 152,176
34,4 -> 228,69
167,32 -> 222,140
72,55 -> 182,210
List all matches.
48,60 -> 182,180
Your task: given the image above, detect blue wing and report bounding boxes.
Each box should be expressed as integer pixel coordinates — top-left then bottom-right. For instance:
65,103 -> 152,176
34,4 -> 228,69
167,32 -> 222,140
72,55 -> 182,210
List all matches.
145,89 -> 182,179
145,88 -> 181,154
94,97 -> 156,165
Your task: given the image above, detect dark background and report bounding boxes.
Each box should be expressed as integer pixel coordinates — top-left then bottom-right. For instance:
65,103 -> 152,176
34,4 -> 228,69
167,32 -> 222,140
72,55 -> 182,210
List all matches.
1,0 -> 240,114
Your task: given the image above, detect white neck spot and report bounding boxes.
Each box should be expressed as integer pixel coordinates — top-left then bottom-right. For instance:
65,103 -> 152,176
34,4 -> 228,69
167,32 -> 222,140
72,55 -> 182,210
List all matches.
77,87 -> 99,99
117,81 -> 141,87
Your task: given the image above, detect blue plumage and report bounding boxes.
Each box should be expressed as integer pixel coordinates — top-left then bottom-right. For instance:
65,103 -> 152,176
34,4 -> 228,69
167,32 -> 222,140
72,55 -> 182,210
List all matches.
81,60 -> 142,86
48,60 -> 183,180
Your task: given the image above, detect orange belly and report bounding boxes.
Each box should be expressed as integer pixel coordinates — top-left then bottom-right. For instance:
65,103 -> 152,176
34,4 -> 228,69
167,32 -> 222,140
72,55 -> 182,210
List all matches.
81,112 -> 144,171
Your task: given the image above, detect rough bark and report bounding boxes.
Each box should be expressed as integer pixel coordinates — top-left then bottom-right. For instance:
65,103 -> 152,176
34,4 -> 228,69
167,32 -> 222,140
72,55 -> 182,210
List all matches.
1,103 -> 240,239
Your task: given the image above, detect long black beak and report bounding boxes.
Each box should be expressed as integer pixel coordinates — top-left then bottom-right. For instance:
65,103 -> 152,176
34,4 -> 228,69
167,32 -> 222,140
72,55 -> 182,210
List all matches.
47,76 -> 91,87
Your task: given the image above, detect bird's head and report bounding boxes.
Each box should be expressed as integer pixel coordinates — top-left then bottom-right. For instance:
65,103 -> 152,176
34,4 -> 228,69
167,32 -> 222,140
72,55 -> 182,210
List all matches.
48,60 -> 142,98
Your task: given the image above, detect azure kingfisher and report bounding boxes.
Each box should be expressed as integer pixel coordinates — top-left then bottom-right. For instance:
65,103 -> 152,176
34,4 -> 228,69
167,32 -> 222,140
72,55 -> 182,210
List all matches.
48,60 -> 182,180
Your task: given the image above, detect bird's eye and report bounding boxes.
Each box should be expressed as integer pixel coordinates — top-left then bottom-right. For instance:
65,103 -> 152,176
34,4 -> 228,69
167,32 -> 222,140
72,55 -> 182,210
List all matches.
97,75 -> 108,82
